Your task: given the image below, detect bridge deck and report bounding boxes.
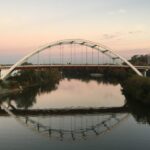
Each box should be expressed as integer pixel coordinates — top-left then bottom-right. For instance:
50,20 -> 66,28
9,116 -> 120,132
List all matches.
0,64 -> 150,70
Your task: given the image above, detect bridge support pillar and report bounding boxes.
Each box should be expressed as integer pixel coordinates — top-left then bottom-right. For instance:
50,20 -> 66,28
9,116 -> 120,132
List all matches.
144,69 -> 149,77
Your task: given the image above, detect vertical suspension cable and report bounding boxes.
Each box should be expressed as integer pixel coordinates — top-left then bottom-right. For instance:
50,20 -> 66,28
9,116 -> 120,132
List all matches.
49,48 -> 51,65
74,44 -> 76,64
82,45 -> 83,65
86,46 -> 88,64
102,52 -> 104,65
111,58 -> 114,64
60,44 -> 62,65
62,45 -> 64,65
108,56 -> 110,64
37,52 -> 39,65
110,55 -> 113,65
113,57 -> 115,65
107,55 -> 109,65
60,44 -> 61,64
92,48 -> 94,64
71,44 -> 72,64
98,48 -> 100,65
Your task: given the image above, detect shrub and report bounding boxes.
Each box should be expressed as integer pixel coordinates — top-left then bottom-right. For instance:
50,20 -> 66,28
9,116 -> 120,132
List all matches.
122,76 -> 150,105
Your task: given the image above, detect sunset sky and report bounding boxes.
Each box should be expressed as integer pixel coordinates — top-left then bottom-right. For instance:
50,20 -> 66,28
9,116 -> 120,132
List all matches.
0,0 -> 150,63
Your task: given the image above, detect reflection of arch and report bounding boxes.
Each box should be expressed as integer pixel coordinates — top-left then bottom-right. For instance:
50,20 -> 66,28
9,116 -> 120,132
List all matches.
2,104 -> 129,141
1,39 -> 142,80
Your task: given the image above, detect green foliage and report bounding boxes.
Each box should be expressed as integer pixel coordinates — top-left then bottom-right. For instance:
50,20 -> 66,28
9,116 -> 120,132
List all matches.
103,68 -> 132,81
21,62 -> 32,66
0,68 -> 62,109
8,68 -> 61,87
122,76 -> 150,105
129,55 -> 149,66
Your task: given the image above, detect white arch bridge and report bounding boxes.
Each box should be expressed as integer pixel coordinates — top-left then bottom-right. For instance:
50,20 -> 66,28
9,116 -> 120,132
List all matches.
1,39 -> 144,80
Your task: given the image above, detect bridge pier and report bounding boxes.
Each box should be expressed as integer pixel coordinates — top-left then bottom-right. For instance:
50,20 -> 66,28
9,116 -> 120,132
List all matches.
143,69 -> 149,77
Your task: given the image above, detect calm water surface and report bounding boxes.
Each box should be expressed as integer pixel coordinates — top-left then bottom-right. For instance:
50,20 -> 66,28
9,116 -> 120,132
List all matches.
33,78 -> 125,109
0,78 -> 150,150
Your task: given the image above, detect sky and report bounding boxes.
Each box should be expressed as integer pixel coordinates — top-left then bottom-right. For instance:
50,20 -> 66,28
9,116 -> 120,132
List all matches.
0,0 -> 150,63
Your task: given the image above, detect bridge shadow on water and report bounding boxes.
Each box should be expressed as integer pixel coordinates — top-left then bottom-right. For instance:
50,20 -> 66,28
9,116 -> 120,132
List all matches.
0,69 -> 150,141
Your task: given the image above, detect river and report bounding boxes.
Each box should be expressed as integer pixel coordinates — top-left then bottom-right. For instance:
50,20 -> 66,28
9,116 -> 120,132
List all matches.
0,78 -> 150,150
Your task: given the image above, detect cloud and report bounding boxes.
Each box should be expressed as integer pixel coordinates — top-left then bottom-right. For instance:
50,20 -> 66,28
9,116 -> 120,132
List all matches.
118,9 -> 126,14
108,11 -> 115,15
108,9 -> 127,15
102,29 -> 143,40
128,30 -> 143,35
102,33 -> 121,40
102,34 -> 116,39
101,30 -> 144,42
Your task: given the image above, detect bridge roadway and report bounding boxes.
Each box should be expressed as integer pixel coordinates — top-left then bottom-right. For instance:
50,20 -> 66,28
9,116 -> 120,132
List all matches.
0,64 -> 150,71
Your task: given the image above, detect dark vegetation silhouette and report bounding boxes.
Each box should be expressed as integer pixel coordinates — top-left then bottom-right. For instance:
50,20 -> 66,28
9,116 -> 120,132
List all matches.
0,64 -> 150,125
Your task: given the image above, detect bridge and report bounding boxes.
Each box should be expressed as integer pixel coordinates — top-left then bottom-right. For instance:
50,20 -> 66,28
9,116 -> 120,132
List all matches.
0,39 -> 146,80
0,64 -> 150,71
0,39 -> 148,141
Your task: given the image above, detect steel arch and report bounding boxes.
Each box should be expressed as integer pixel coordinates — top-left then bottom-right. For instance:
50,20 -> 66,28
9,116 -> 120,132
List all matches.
1,39 -> 143,80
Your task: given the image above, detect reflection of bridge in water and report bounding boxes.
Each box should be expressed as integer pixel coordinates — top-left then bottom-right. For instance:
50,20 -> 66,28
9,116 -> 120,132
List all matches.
2,104 -> 129,141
